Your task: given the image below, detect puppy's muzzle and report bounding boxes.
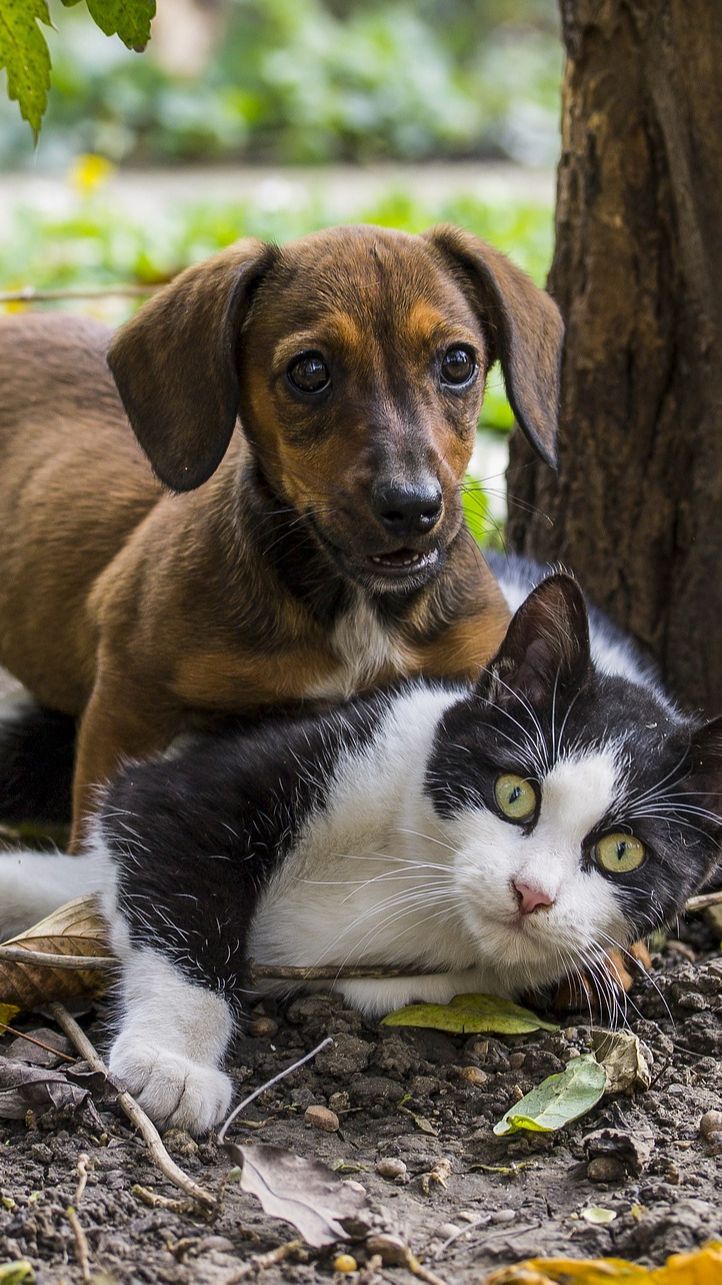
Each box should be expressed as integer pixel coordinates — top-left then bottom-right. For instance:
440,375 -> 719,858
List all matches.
371,478 -> 443,539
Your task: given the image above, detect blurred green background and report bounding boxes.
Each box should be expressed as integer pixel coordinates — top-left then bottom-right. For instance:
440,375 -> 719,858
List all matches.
0,0 -> 562,542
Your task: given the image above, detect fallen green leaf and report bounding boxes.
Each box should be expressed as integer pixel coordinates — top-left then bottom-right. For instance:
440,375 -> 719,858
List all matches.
493,1053 -> 606,1136
0,1264 -> 34,1284
581,1205 -> 617,1225
382,992 -> 557,1035
0,1004 -> 20,1029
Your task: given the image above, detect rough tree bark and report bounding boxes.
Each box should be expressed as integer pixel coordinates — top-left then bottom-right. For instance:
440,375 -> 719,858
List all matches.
506,0 -> 722,714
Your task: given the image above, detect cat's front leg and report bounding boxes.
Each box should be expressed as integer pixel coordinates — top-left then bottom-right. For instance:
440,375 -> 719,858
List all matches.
108,946 -> 234,1135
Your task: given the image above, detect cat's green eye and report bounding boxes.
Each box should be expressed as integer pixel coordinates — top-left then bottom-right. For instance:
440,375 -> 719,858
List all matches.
494,773 -> 537,824
595,832 -> 646,874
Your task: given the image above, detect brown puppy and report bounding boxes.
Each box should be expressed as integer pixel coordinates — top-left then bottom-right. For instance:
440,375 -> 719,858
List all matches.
0,224 -> 562,842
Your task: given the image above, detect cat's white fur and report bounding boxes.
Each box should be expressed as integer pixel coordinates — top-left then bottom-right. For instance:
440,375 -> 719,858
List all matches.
0,686 -> 629,1133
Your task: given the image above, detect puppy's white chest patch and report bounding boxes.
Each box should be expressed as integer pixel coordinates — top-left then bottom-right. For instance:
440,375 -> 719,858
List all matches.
311,598 -> 409,700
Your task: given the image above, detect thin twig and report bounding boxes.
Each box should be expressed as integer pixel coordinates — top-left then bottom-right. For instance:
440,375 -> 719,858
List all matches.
47,1002 -> 216,1209
685,890 -> 722,912
402,1247 -> 448,1285
75,1153 -> 90,1205
0,1022 -> 76,1063
132,1184 -> 196,1214
0,284 -> 160,303
218,1036 -> 333,1144
0,946 -> 114,970
222,1239 -> 304,1283
66,1206 -> 92,1284
248,961 -> 441,981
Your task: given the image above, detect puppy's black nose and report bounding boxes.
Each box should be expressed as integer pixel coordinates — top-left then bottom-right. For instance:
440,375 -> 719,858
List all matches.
373,481 -> 443,537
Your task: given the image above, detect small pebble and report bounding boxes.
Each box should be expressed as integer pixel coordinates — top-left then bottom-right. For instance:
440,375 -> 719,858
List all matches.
458,1066 -> 488,1087
329,1091 -> 351,1113
438,1222 -> 461,1239
333,1254 -> 358,1274
700,1110 -> 722,1140
508,1052 -> 526,1070
247,1016 -> 279,1038
490,1208 -> 516,1224
587,1157 -> 625,1183
511,1084 -> 525,1102
667,1084 -> 685,1096
305,1105 -> 339,1133
365,1234 -> 408,1266
375,1157 -> 408,1181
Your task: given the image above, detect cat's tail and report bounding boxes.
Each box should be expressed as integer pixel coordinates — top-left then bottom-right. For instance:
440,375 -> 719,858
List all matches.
0,698 -> 75,825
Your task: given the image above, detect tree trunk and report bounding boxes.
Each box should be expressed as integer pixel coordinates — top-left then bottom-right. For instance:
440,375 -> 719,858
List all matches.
506,0 -> 722,714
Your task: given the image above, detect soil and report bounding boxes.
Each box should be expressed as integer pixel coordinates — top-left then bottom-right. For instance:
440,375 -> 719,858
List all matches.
1,914 -> 722,1284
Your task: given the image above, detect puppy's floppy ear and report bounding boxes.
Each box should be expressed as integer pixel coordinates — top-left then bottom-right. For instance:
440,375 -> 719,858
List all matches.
424,224 -> 563,468
479,574 -> 590,709
107,239 -> 277,492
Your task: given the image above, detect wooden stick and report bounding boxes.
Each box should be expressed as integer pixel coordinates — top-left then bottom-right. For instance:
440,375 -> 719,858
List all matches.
0,284 -> 160,303
685,890 -> 722,912
248,961 -> 442,982
47,1002 -> 216,1209
66,1206 -> 92,1284
223,1239 -> 304,1283
0,946 -> 114,970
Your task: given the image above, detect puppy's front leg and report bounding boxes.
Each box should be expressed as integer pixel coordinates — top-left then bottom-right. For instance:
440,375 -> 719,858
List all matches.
108,945 -> 235,1136
71,668 -> 180,848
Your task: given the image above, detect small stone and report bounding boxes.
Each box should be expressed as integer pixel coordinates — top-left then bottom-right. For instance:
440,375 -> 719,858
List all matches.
587,1157 -> 626,1183
705,1132 -> 722,1156
508,1052 -> 526,1070
305,1105 -> 339,1132
438,1222 -> 460,1238
490,1209 -> 516,1224
365,1234 -> 408,1266
467,1039 -> 489,1059
511,1084 -> 524,1102
375,1157 -> 407,1181
329,1091 -> 350,1113
247,1017 -> 279,1038
667,1083 -> 685,1096
699,1110 -> 722,1140
333,1254 -> 357,1274
458,1066 -> 488,1087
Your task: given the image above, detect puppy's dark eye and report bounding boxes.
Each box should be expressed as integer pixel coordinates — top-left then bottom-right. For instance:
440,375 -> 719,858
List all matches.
287,352 -> 330,394
440,346 -> 477,387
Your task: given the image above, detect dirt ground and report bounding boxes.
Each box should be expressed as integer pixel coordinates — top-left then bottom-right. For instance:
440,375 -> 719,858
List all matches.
1,909 -> 722,1285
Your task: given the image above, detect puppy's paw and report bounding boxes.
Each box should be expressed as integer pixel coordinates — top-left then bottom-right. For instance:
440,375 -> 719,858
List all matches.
109,1034 -> 233,1135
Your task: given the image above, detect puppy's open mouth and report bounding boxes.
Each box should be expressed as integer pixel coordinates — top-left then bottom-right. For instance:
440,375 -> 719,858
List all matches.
367,548 -> 437,575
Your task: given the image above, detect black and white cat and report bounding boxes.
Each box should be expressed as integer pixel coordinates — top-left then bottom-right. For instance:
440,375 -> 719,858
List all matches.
1,556 -> 720,1134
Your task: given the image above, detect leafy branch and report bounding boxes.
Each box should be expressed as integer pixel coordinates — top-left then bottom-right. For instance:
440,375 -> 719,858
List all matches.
0,0 -> 155,137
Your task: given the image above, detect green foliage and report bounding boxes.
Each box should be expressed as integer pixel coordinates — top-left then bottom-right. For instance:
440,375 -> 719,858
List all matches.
0,0 -> 52,137
0,0 -> 155,135
78,0 -> 154,50
493,1053 -> 607,1136
382,992 -> 558,1035
0,0 -> 560,167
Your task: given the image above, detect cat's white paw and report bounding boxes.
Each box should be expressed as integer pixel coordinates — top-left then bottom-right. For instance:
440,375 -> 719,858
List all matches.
109,1034 -> 233,1135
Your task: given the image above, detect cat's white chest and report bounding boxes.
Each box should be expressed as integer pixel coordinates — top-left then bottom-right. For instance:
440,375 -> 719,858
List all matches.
311,598 -> 409,700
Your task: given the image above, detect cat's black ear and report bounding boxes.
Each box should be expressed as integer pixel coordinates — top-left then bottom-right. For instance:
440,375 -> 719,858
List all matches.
479,574 -> 591,708
686,715 -> 722,825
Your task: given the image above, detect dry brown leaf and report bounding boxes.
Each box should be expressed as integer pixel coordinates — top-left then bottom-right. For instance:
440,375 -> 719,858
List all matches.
225,1142 -> 370,1248
0,1056 -> 103,1127
0,894 -> 113,1009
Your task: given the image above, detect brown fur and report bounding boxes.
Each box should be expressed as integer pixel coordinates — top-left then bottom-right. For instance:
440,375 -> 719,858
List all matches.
0,224 -> 562,843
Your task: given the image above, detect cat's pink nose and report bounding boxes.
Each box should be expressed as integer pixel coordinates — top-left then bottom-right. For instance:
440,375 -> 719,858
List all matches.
513,880 -> 555,915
